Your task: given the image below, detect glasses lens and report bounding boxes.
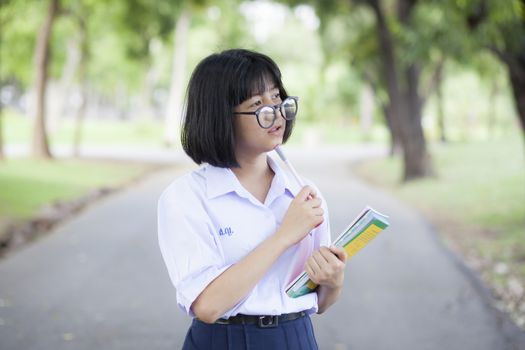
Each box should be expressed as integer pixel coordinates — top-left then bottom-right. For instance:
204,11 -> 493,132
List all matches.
258,107 -> 276,128
281,98 -> 297,120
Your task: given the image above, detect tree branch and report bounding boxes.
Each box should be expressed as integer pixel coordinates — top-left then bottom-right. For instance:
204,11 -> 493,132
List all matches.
488,45 -> 525,78
421,58 -> 444,105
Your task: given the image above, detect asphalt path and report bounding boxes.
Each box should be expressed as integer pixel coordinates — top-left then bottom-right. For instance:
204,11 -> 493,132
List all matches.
0,145 -> 524,350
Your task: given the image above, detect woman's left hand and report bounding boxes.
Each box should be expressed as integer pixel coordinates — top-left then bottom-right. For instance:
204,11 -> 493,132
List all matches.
305,246 -> 347,289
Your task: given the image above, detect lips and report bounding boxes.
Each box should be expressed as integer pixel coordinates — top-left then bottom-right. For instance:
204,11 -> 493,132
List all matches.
268,125 -> 283,134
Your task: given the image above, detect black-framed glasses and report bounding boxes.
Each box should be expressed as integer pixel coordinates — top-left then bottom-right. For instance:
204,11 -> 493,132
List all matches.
233,96 -> 298,129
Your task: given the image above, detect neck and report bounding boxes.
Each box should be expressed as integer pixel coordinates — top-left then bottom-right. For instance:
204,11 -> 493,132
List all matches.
231,152 -> 270,180
231,151 -> 275,204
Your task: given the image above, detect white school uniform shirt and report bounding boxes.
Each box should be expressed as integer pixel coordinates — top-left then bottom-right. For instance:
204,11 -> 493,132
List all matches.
157,154 -> 331,319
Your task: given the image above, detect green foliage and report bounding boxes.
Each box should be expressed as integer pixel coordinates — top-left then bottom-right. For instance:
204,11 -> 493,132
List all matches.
2,110 -> 164,145
0,158 -> 153,219
355,131 -> 525,275
0,0 -> 521,140
201,0 -> 248,49
112,0 -> 178,60
0,0 -> 46,86
422,62 -> 517,140
446,0 -> 525,56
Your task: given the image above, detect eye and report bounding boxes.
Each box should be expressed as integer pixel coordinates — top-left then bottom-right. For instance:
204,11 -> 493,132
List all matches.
272,92 -> 281,100
250,100 -> 262,108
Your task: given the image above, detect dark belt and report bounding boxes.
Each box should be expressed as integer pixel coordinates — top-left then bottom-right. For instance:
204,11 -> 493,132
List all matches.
214,311 -> 306,328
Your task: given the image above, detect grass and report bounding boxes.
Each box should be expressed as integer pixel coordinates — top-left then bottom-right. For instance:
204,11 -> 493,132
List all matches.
3,108 -> 516,148
0,158 -> 155,221
354,132 -> 525,326
355,135 -> 525,270
2,110 -> 390,147
3,112 -> 165,146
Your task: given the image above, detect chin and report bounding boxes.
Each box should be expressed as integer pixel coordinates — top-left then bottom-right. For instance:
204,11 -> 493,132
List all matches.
269,138 -> 283,150
258,142 -> 279,154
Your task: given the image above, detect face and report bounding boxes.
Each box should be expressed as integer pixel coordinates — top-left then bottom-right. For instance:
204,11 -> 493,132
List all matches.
233,84 -> 285,157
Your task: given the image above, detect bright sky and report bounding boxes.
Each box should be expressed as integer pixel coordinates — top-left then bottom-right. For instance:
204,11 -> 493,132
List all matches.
239,0 -> 320,43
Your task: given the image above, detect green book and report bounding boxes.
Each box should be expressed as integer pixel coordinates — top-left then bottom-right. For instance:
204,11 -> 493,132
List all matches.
285,206 -> 390,298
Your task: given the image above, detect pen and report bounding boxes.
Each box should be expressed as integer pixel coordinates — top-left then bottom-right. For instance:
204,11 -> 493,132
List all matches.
274,145 -> 317,232
274,145 -> 306,189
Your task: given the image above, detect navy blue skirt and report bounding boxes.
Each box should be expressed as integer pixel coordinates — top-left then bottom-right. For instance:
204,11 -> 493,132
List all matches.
182,314 -> 319,350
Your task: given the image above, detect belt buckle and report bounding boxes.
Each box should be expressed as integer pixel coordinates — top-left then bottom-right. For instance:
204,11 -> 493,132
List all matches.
258,315 -> 278,328
215,318 -> 230,325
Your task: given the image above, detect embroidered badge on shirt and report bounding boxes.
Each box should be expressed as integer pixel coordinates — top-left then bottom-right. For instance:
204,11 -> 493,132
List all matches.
218,227 -> 234,236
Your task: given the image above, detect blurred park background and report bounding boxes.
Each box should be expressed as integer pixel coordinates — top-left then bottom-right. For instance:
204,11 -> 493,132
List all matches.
0,0 -> 524,333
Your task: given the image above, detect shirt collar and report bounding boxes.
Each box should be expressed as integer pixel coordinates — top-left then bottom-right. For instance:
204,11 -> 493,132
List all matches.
267,154 -> 300,198
204,154 -> 300,201
204,164 -> 245,199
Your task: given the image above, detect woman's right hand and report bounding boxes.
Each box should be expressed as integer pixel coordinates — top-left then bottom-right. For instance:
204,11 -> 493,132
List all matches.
276,186 -> 324,247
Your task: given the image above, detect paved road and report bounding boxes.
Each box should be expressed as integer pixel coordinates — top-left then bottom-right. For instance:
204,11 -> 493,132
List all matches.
0,145 -> 524,350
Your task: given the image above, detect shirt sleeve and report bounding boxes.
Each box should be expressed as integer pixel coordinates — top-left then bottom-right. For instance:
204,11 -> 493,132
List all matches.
157,181 -> 231,317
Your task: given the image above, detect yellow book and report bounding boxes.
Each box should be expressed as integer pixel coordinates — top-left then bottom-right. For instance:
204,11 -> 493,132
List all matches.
285,206 -> 390,298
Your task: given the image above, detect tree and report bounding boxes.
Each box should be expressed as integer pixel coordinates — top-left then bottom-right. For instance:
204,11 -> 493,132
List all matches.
69,1 -> 89,157
64,0 -> 180,154
433,60 -> 446,142
282,0 -> 435,180
162,0 -> 217,147
164,6 -> 191,147
1,0 -> 45,160
459,0 -> 525,138
31,0 -> 60,159
362,0 -> 434,180
0,106 -> 3,160
0,20 -> 4,161
102,0 -> 185,146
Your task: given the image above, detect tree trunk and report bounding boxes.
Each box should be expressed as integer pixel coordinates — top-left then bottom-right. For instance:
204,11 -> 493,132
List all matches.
368,0 -> 405,153
55,36 -> 81,127
506,58 -> 525,138
164,8 -> 191,147
0,106 -> 4,160
368,0 -> 432,181
73,83 -> 86,157
73,18 -> 87,157
487,79 -> 499,139
362,71 -> 400,156
381,104 -> 400,156
31,0 -> 59,159
481,0 -> 525,141
402,64 -> 434,180
359,83 -> 374,140
435,62 -> 446,143
421,58 -> 445,143
140,56 -> 160,120
398,0 -> 433,180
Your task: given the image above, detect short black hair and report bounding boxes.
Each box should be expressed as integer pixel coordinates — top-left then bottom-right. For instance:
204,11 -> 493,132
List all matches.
181,49 -> 295,168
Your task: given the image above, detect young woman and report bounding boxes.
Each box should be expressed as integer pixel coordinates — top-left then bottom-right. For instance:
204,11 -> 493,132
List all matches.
158,49 -> 347,350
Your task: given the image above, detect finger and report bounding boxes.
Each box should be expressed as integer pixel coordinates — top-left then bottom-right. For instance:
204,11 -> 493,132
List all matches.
313,217 -> 324,227
304,263 -> 317,282
319,246 -> 340,263
319,248 -> 344,269
307,187 -> 317,198
307,253 -> 323,273
309,198 -> 322,208
296,186 -> 315,201
329,246 -> 348,263
311,250 -> 330,270
313,207 -> 324,216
